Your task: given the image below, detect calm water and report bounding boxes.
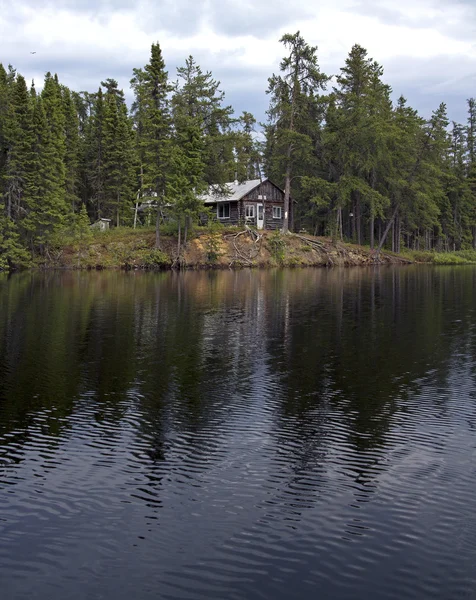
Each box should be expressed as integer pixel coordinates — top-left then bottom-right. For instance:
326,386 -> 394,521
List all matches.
1,267 -> 476,599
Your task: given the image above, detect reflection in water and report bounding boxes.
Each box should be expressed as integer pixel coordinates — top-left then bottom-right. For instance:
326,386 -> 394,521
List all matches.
1,268 -> 476,599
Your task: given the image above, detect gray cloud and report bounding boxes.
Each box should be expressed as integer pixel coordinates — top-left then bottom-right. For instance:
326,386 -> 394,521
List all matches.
1,0 -> 474,125
350,0 -> 476,43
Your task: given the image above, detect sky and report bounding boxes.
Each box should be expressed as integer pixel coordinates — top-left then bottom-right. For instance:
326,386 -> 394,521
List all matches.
0,0 -> 475,124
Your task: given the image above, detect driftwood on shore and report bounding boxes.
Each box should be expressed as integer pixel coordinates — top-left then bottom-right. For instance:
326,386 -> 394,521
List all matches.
225,226 -> 263,266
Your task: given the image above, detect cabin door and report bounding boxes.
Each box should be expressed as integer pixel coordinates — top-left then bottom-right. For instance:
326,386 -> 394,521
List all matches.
257,203 -> 264,229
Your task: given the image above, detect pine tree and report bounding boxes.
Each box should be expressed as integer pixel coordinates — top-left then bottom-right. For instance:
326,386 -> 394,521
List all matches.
173,56 -> 236,188
41,73 -> 67,208
324,45 -> 393,246
376,102 -> 449,254
466,99 -> 476,248
62,86 -> 81,212
102,81 -> 136,226
131,42 -> 172,247
4,74 -> 31,222
235,111 -> 261,181
0,64 -> 9,194
85,88 -> 106,219
22,87 -> 71,250
266,32 -> 329,232
71,202 -> 92,267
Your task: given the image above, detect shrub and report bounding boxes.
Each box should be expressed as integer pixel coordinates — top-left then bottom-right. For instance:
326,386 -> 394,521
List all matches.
204,221 -> 224,263
268,230 -> 286,264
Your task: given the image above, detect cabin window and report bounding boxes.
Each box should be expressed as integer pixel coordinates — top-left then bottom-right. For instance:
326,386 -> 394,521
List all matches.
217,203 -> 230,219
273,206 -> 282,219
245,204 -> 255,219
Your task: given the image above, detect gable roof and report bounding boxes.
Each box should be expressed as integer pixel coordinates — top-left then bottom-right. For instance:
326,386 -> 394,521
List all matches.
202,179 -> 263,204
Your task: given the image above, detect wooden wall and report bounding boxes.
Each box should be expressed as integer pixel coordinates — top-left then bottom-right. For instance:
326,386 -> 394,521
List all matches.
245,180 -> 283,202
240,180 -> 290,230
213,201 -> 240,226
205,181 -> 292,230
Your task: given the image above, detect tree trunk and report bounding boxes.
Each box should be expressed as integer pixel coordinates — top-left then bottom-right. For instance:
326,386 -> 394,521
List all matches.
184,217 -> 189,246
370,213 -> 374,249
376,203 -> 399,257
283,160 -> 291,233
177,217 -> 181,256
351,199 -> 356,242
356,194 -> 361,245
155,206 -> 161,248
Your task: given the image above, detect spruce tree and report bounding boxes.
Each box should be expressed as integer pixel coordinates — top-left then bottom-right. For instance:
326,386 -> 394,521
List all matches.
41,73 -> 67,208
173,56 -> 236,188
466,99 -> 476,247
4,74 -> 31,222
266,32 -> 329,232
85,88 -> 106,219
235,111 -> 261,181
102,81 -> 136,226
131,43 -> 172,247
22,89 -> 68,250
62,86 -> 81,212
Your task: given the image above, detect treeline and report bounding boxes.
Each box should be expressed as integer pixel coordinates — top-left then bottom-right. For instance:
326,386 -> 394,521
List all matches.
0,45 -> 258,269
0,34 -> 475,271
265,34 -> 476,254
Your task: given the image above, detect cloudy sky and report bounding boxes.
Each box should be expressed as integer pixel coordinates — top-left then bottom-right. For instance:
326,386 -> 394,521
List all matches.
1,0 -> 475,124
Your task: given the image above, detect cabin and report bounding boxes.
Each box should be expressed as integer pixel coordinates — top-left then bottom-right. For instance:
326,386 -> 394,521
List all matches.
201,178 -> 291,230
90,218 -> 111,231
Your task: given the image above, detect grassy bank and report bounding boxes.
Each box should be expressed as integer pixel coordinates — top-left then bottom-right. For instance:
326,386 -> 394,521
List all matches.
401,249 -> 476,265
35,226 -> 476,270
38,226 -> 414,270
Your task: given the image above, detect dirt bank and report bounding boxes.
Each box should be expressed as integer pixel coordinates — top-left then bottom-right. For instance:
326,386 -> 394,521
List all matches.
44,228 -> 412,270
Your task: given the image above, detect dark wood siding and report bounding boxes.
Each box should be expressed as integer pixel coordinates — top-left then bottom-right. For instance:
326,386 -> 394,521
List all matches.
244,180 -> 284,202
264,204 -> 284,230
203,179 -> 292,230
238,180 -> 290,230
212,201 -> 239,226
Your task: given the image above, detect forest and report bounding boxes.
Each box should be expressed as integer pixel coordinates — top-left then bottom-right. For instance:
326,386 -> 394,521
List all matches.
0,32 -> 475,271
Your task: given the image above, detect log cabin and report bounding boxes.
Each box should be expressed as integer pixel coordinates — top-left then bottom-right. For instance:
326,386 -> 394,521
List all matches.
201,178 -> 292,230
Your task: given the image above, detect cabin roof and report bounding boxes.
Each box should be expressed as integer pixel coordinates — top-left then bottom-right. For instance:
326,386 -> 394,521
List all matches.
202,179 -> 264,204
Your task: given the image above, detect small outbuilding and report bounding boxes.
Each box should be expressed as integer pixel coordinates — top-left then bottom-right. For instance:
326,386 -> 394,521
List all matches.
201,178 -> 291,230
91,218 -> 111,231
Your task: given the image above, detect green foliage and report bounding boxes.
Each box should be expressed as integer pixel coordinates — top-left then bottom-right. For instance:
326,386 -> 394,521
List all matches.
268,229 -> 286,263
265,31 -> 329,232
0,210 -> 30,271
0,37 -> 476,267
432,253 -> 472,265
131,43 -> 172,247
69,204 -> 92,266
204,220 -> 224,263
137,248 -> 170,268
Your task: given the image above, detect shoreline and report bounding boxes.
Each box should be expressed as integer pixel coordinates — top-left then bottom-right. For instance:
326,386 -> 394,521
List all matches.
35,228 -> 413,271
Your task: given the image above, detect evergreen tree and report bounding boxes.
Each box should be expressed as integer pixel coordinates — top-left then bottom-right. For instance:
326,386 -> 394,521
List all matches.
41,73 -> 67,208
85,88 -> 106,219
131,42 -> 172,247
265,32 -> 329,232
71,202 -> 92,267
235,111 -> 261,181
62,86 -> 81,212
22,89 -> 68,250
4,74 -> 31,222
466,98 -> 476,247
102,81 -> 136,226
173,56 -> 236,188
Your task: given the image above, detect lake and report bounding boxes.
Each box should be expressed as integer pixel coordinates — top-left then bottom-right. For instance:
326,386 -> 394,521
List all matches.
1,267 -> 476,599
